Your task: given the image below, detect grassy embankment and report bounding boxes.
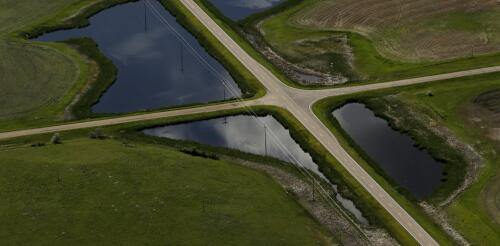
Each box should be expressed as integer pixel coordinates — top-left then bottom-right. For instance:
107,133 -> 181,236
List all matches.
1,100 -> 426,245
313,72 -> 500,245
114,105 -> 437,246
0,0 -> 265,131
0,136 -> 334,245
251,0 -> 500,87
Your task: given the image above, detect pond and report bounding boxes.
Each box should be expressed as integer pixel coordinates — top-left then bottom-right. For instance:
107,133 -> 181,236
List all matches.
207,0 -> 284,20
333,103 -> 444,199
143,114 -> 368,225
36,0 -> 241,113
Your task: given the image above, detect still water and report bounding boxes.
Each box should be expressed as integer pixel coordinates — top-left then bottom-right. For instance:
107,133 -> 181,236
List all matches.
208,0 -> 284,20
333,103 -> 444,199
36,0 -> 241,113
143,115 -> 368,224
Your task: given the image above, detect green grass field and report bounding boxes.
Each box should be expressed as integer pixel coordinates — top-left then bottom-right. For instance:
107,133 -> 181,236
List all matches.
389,74 -> 500,245
0,138 -> 333,245
0,0 -> 97,131
313,73 -> 500,245
254,0 -> 500,85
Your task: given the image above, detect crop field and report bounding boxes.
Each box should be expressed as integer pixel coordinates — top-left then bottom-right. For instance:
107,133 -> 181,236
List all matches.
255,0 -> 500,85
292,0 -> 500,61
0,41 -> 79,120
0,138 -> 333,245
0,0 -> 91,130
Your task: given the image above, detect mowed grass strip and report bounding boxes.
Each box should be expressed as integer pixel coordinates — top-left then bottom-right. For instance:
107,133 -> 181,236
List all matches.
0,41 -> 78,119
0,0 -> 91,130
0,139 -> 333,245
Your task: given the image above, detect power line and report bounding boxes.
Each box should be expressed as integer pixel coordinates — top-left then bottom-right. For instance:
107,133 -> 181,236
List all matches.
143,1 -> 368,237
145,0 -> 349,217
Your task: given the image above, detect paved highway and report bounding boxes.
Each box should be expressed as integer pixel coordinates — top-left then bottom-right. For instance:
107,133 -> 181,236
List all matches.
3,0 -> 500,244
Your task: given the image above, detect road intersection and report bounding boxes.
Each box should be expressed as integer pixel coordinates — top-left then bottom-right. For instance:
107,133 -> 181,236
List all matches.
2,0 -> 500,244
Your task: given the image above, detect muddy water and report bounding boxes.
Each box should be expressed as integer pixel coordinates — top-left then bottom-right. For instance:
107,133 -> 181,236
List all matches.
333,103 -> 444,199
36,0 -> 241,113
208,0 -> 284,20
143,115 -> 369,224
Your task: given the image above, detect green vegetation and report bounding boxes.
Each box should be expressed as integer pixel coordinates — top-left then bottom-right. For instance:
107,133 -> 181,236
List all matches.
251,0 -> 500,86
0,0 -> 266,132
0,138 -> 333,245
0,40 -> 90,131
386,74 -> 500,245
194,0 -> 300,88
118,105 -> 430,246
313,98 -> 453,245
62,38 -> 117,119
313,72 -> 500,245
0,0 -> 133,131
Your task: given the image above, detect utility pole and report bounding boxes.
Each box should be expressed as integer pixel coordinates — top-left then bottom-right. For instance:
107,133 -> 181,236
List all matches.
311,186 -> 315,201
264,125 -> 268,156
143,1 -> 148,33
180,42 -> 184,73
223,89 -> 228,124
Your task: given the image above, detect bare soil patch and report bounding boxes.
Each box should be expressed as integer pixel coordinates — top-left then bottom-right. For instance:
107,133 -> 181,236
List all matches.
292,0 -> 500,61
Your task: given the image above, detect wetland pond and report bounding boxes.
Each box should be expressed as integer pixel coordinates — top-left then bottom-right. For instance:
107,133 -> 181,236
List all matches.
333,103 -> 444,199
207,0 -> 284,20
36,0 -> 241,113
143,114 -> 368,225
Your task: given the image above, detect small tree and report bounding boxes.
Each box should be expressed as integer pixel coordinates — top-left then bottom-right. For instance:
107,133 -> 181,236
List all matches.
51,133 -> 62,144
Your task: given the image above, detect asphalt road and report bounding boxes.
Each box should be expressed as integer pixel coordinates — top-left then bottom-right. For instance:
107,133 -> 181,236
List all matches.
3,0 -> 500,244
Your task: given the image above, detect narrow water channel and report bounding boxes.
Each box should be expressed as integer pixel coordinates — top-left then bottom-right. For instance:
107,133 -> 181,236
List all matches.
333,103 -> 444,199
207,0 -> 284,20
36,0 -> 241,113
143,115 -> 369,225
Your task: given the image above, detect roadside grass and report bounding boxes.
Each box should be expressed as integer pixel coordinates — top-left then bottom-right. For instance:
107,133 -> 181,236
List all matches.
391,74 -> 500,245
255,0 -> 500,86
0,138 -> 334,245
313,72 -> 500,245
0,104 -> 423,245
84,106 -> 426,245
193,0 -> 301,88
160,0 -> 265,100
0,0 -> 265,132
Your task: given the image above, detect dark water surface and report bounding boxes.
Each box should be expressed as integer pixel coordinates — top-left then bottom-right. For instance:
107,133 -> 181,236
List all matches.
208,0 -> 284,20
36,0 -> 241,113
333,103 -> 444,199
143,115 -> 368,224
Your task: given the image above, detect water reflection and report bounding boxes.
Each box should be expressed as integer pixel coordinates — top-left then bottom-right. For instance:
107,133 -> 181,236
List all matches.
36,0 -> 241,113
208,0 -> 284,20
333,103 -> 444,199
143,114 -> 368,224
